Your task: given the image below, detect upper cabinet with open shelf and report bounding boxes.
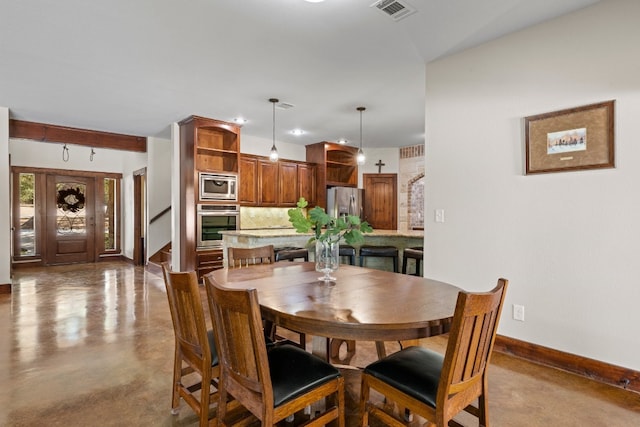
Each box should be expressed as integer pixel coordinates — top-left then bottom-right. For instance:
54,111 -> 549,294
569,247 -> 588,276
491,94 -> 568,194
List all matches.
306,141 -> 358,208
180,116 -> 240,174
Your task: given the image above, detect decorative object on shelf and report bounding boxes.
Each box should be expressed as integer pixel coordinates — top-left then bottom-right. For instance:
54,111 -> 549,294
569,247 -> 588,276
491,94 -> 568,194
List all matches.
525,100 -> 615,174
288,197 -> 372,282
90,148 -> 95,162
62,144 -> 69,162
356,106 -> 366,165
269,98 -> 279,162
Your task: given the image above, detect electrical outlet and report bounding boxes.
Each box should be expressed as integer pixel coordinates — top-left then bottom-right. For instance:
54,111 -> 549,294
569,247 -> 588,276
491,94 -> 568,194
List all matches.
513,304 -> 525,321
435,209 -> 445,223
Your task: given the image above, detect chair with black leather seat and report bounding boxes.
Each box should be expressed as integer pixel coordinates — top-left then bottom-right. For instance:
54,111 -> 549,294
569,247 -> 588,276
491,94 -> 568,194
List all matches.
360,278 -> 508,427
275,246 -> 309,262
359,245 -> 399,272
228,244 -> 306,349
161,263 -> 219,427
204,275 -> 345,427
402,246 -> 424,276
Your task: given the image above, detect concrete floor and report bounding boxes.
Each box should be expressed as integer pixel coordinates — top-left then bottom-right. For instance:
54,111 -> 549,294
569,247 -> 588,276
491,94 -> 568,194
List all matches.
1,261 -> 639,426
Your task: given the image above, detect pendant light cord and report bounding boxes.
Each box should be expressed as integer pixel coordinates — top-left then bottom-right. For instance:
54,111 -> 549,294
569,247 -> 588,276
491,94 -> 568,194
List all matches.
269,98 -> 279,162
357,106 -> 366,165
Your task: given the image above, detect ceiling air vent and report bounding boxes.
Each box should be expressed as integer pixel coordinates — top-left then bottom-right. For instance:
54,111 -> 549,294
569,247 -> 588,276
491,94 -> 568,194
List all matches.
276,102 -> 294,110
371,0 -> 416,22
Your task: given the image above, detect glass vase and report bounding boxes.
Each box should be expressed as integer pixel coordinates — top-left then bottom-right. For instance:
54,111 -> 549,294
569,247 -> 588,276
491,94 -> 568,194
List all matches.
315,240 -> 339,282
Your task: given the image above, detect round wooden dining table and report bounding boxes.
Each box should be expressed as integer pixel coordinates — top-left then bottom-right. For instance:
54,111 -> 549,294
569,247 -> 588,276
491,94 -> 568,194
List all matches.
208,262 -> 462,361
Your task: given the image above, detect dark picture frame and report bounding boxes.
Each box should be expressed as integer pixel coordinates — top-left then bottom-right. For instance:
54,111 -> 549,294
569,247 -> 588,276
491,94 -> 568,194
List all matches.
525,100 -> 615,174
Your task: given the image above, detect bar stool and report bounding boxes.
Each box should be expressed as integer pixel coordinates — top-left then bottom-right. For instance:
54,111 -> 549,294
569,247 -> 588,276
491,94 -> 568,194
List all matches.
339,245 -> 356,265
359,245 -> 399,273
274,247 -> 309,262
402,246 -> 424,276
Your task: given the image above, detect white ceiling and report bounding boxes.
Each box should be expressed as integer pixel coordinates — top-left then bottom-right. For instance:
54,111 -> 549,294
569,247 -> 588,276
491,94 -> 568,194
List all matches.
0,0 -> 599,149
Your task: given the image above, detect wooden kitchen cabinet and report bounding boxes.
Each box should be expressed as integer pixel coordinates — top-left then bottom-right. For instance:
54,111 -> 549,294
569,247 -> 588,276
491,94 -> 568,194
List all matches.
258,159 -> 279,206
278,160 -> 299,206
178,115 -> 241,273
306,142 -> 358,209
180,115 -> 240,175
239,156 -> 258,205
196,249 -> 224,280
239,154 -> 316,207
297,163 -> 316,206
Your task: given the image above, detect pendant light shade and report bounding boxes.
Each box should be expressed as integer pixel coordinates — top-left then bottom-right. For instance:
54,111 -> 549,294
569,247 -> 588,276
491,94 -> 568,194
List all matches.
356,106 -> 366,166
269,98 -> 279,162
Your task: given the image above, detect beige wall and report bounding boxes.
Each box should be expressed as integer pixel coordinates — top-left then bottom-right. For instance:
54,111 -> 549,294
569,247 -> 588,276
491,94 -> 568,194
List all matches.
424,0 -> 640,370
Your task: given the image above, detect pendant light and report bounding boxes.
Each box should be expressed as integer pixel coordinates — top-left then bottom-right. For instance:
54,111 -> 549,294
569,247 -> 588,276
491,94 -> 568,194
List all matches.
356,106 -> 366,166
269,98 -> 279,162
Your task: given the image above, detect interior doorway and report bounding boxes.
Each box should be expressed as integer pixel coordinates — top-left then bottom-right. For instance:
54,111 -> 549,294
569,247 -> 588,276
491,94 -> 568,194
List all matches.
133,168 -> 147,266
363,173 -> 398,230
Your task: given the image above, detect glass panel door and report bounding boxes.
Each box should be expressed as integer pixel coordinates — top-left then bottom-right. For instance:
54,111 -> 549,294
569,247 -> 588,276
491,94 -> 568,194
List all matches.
46,175 -> 95,264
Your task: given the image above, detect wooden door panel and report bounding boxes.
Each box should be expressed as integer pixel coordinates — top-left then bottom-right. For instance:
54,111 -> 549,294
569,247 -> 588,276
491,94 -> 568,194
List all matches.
46,175 -> 95,264
278,161 -> 298,206
258,160 -> 278,206
239,156 -> 258,205
298,163 -> 316,206
363,174 -> 397,230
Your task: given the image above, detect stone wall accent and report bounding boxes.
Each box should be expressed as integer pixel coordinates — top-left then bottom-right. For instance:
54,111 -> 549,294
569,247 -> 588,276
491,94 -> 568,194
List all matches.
398,144 -> 425,231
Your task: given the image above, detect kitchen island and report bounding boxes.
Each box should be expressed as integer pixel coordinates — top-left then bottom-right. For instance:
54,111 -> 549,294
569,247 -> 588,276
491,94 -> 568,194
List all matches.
219,228 -> 424,272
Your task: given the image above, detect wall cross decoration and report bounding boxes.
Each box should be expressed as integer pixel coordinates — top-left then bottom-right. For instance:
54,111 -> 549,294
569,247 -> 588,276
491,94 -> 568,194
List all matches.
375,159 -> 385,173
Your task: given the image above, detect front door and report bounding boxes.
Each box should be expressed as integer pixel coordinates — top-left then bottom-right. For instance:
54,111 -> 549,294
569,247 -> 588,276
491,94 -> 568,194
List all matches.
46,175 -> 95,264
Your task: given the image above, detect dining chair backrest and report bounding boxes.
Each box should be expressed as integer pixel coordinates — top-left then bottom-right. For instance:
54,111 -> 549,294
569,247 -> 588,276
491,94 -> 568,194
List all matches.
360,278 -> 508,427
161,263 -> 219,426
228,245 -> 275,268
438,278 -> 508,420
204,274 -> 345,426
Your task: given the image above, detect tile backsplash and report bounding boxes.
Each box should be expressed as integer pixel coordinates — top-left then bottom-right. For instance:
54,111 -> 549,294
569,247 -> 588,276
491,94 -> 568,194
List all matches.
240,207 -> 298,229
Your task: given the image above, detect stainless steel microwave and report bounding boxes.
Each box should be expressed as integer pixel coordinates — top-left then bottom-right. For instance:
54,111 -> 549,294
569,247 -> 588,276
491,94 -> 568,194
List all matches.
199,173 -> 238,201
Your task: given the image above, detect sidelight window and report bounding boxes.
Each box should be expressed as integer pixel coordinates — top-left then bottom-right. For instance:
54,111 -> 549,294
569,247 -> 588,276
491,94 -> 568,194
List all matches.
103,178 -> 117,251
17,173 -> 37,256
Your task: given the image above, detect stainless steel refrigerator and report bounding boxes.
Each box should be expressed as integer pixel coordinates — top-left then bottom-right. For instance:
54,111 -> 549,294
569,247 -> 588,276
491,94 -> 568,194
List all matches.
326,187 -> 364,219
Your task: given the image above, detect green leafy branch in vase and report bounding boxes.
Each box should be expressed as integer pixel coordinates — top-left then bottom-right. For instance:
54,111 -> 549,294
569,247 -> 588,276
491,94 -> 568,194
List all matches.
288,197 -> 373,245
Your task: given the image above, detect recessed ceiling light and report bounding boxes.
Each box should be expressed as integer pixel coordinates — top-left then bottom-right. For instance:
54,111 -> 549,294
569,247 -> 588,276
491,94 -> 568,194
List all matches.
291,129 -> 305,136
337,138 -> 348,144
233,117 -> 247,124
304,0 -> 325,3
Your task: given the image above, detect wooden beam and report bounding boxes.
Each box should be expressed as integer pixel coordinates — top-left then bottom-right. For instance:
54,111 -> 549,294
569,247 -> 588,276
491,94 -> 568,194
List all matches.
9,119 -> 146,152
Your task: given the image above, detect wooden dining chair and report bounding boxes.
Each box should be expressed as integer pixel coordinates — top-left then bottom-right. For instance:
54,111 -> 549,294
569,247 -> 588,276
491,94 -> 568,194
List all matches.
360,278 -> 508,427
161,263 -> 220,427
227,245 -> 275,268
227,244 -> 306,349
204,274 -> 345,427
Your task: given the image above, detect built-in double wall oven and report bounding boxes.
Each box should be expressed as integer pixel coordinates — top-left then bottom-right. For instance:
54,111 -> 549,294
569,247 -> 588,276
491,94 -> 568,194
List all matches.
196,204 -> 239,248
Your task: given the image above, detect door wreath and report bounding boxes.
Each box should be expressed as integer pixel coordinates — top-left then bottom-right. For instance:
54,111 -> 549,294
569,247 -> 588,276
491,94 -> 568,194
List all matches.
57,187 -> 85,213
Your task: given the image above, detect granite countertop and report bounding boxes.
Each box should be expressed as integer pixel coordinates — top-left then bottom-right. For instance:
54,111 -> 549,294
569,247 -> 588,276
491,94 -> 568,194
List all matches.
220,228 -> 424,238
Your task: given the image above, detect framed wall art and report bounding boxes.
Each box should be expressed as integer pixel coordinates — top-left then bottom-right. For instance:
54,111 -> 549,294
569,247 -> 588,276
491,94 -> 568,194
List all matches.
525,100 -> 615,174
